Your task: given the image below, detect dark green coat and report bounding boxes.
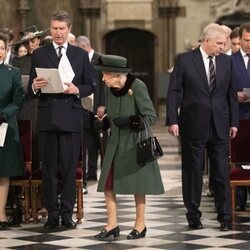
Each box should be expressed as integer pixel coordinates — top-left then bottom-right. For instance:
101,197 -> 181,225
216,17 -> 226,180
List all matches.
0,63 -> 25,178
97,75 -> 164,195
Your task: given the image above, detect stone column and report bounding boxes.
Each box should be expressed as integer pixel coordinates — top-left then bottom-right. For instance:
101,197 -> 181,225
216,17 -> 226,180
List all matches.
17,0 -> 30,29
79,0 -> 101,48
158,0 -> 180,71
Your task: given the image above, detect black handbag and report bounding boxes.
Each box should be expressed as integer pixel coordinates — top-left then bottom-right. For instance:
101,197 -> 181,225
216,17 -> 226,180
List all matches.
137,122 -> 163,166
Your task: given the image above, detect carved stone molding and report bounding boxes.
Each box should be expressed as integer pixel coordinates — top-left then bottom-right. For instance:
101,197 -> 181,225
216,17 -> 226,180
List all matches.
158,0 -> 180,17
17,0 -> 30,29
79,0 -> 101,16
211,0 -> 250,18
158,0 -> 178,8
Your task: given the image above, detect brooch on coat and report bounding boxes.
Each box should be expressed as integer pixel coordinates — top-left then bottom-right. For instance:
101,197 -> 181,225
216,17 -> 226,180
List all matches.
128,89 -> 133,95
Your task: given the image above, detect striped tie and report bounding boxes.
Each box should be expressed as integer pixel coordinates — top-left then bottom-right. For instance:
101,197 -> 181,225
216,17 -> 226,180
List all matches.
208,56 -> 216,92
58,46 -> 63,60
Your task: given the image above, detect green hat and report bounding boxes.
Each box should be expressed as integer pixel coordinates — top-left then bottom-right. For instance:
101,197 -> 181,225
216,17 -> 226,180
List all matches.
12,25 -> 48,46
94,54 -> 132,73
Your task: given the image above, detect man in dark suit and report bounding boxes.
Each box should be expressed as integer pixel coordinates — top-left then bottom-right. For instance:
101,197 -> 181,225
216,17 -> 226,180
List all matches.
231,23 -> 250,211
166,23 -> 239,231
76,36 -> 107,182
28,11 -> 95,229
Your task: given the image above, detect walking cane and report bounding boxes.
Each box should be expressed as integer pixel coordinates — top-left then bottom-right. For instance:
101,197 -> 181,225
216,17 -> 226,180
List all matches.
95,114 -> 107,166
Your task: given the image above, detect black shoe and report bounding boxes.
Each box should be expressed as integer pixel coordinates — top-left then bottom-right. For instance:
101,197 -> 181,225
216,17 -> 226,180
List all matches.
95,226 -> 120,240
83,187 -> 88,195
236,205 -> 246,211
61,219 -> 77,229
0,221 -> 11,230
220,221 -> 232,231
188,219 -> 203,229
44,220 -> 59,229
86,174 -> 97,181
127,227 -> 147,240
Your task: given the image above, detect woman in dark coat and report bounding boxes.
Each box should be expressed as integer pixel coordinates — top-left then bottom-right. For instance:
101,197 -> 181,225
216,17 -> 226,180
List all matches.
0,33 -> 24,229
94,54 -> 164,240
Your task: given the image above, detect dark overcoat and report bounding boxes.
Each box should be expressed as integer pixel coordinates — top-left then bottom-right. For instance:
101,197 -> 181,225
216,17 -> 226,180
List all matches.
97,75 -> 164,195
0,63 -> 24,177
27,43 -> 95,132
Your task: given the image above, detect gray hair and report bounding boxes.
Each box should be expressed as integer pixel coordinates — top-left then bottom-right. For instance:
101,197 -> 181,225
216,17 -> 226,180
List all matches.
200,23 -> 227,42
76,35 -> 91,47
51,10 -> 71,28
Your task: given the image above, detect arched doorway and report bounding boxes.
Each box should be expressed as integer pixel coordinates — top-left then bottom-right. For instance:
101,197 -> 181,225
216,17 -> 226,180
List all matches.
104,28 -> 155,103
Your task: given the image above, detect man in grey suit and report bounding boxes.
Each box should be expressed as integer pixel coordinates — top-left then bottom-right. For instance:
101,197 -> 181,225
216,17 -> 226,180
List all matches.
166,23 -> 239,231
28,11 -> 95,229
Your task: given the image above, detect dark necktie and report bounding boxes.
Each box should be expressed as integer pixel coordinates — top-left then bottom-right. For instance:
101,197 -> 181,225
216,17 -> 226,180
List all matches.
208,56 -> 216,92
247,54 -> 250,79
58,46 -> 63,60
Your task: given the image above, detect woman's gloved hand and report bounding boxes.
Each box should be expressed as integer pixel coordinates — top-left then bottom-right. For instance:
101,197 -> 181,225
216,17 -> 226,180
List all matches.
113,115 -> 144,130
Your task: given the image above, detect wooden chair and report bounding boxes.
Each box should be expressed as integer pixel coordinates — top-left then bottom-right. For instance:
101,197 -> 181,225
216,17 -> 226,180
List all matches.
230,120 -> 250,224
10,120 -> 32,223
30,146 -> 84,224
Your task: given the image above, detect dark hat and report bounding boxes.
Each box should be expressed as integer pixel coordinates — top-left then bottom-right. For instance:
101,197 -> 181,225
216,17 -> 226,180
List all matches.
12,25 -> 47,45
94,54 -> 132,73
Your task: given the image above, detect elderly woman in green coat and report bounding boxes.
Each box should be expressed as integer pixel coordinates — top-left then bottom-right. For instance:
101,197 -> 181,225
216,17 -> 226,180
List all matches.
0,33 -> 24,230
93,54 -> 164,240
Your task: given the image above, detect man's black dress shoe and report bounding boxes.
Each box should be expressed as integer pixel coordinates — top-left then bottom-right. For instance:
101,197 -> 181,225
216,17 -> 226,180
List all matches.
61,219 -> 77,229
188,219 -> 203,229
127,227 -> 147,240
0,221 -> 11,230
220,221 -> 232,231
44,220 -> 59,229
95,226 -> 120,239
86,175 -> 97,181
236,205 -> 246,211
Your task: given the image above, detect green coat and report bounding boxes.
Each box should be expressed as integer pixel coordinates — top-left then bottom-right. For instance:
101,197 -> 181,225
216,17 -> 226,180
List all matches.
97,75 -> 164,195
0,63 -> 25,178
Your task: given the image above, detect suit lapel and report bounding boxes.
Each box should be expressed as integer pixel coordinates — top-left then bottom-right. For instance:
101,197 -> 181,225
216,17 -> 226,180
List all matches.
192,48 -> 210,92
91,52 -> 100,64
214,55 -> 224,92
235,52 -> 249,84
66,44 -> 75,64
46,44 -> 60,67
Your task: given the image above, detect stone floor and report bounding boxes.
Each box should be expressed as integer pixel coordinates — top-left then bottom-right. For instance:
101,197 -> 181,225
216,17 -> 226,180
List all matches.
1,112 -> 250,249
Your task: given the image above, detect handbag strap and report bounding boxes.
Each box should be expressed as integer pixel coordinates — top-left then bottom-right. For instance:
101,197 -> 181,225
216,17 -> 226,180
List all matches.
139,119 -> 153,141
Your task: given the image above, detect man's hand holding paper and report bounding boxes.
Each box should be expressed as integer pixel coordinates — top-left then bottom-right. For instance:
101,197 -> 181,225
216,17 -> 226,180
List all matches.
32,76 -> 49,92
63,82 -> 79,95
35,53 -> 75,94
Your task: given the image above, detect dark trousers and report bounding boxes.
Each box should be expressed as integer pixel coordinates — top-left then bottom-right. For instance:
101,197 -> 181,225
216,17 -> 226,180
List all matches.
83,124 -> 108,179
42,131 -> 80,222
181,122 -> 231,222
84,127 -> 99,177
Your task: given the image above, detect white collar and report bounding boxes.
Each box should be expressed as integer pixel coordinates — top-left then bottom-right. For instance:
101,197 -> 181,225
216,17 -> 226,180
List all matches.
52,41 -> 68,50
88,49 -> 94,61
199,46 -> 212,60
240,48 -> 249,58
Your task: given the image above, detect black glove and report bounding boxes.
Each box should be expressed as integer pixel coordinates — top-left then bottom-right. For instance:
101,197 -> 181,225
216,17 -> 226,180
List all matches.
94,116 -> 111,131
0,114 -> 6,125
113,115 -> 143,130
128,115 -> 144,130
113,117 -> 129,128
